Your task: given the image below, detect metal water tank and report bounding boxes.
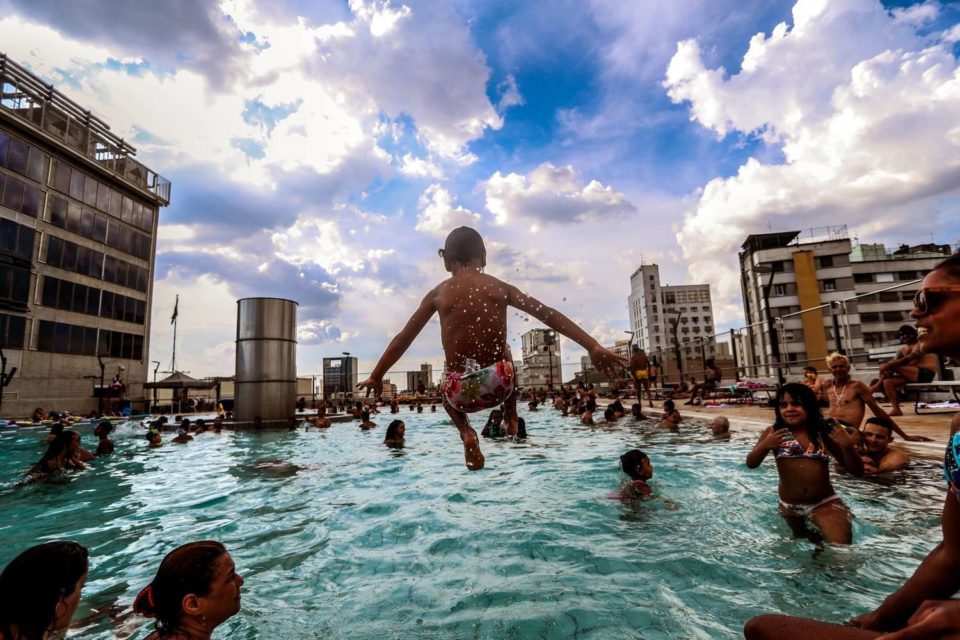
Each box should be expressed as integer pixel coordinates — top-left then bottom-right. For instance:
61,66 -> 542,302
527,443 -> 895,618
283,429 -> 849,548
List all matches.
235,298 -> 298,424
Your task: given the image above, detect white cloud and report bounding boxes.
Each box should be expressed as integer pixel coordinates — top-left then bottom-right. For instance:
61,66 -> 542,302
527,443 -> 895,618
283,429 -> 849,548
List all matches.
891,1 -> 938,27
666,0 -> 960,322
414,185 -> 481,237
497,74 -> 525,111
483,162 -> 637,226
399,153 -> 446,179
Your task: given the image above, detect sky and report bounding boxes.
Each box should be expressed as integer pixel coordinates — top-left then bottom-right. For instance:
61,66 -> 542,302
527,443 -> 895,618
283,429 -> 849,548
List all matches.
2,0 -> 959,384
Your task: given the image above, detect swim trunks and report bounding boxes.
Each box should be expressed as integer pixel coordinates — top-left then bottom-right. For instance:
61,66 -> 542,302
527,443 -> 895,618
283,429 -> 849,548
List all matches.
633,369 -> 649,381
441,360 -> 515,413
918,368 -> 936,383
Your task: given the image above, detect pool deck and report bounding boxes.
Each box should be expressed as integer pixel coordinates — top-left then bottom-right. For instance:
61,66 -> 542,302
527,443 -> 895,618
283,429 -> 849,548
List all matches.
662,402 -> 956,460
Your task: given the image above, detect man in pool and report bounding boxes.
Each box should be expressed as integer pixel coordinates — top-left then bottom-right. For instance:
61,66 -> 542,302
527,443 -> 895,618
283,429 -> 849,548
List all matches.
357,226 -> 626,470
711,416 -> 730,437
857,417 -> 909,475
822,352 -> 930,442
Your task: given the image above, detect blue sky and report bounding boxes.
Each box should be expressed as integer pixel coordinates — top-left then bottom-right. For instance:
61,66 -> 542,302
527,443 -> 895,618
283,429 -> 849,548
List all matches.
1,0 -> 958,383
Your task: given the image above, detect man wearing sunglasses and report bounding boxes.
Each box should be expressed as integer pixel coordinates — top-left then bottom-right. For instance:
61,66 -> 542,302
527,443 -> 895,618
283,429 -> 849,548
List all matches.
745,252 -> 960,639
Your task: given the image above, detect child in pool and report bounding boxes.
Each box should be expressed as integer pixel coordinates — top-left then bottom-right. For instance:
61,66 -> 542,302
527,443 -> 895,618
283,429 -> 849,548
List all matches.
618,449 -> 653,500
358,226 -> 626,470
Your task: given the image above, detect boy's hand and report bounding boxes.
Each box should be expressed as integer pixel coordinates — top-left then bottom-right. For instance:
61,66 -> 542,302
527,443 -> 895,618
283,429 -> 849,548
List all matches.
588,345 -> 629,381
357,377 -> 383,398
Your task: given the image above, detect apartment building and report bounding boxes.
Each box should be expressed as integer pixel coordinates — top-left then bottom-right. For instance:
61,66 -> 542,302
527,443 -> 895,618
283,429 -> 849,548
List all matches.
0,54 -> 170,416
405,363 -> 434,393
517,328 -> 561,389
322,355 -> 357,400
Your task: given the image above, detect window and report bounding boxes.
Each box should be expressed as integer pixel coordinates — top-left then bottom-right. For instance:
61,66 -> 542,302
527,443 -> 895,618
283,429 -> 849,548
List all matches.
882,311 -> 906,322
897,271 -> 917,281
876,273 -> 895,283
37,320 -> 99,357
860,312 -> 880,322
818,255 -> 834,268
0,219 -> 35,261
854,273 -> 873,283
774,284 -> 787,296
771,261 -> 785,272
0,313 -> 26,349
0,264 -> 31,312
823,279 -> 836,291
878,292 -> 899,302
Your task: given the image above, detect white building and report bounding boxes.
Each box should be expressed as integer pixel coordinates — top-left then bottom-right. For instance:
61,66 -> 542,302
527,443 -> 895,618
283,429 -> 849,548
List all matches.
518,328 -> 561,389
627,263 -> 716,364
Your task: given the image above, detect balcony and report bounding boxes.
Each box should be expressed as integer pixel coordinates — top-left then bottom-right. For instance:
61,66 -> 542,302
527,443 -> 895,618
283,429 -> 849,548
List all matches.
0,53 -> 170,205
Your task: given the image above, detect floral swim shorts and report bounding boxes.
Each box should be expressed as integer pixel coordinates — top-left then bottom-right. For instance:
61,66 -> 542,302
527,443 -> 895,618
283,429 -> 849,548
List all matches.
441,360 -> 515,413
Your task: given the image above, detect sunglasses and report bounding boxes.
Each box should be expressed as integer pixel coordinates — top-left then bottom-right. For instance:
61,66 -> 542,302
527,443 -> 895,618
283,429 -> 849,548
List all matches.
912,286 -> 960,315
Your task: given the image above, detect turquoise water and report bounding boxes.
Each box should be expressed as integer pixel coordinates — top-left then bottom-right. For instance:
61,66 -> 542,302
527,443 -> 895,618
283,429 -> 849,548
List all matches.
0,410 -> 947,639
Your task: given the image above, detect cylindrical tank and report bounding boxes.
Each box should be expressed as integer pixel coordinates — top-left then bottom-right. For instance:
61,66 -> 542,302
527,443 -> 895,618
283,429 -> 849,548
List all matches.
235,298 -> 298,423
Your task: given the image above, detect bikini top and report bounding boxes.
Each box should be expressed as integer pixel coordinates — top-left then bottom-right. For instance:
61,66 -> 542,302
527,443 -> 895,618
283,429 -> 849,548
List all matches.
775,439 -> 830,463
945,432 -> 960,500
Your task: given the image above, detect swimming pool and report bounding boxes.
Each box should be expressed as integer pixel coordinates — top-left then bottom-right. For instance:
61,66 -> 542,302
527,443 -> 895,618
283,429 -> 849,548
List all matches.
0,410 -> 947,639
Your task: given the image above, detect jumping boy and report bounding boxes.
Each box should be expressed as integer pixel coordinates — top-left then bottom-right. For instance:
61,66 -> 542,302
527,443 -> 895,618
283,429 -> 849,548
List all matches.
357,227 -> 626,470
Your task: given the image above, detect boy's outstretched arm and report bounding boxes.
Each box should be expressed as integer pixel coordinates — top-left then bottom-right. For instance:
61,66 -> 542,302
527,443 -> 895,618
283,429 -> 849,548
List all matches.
357,291 -> 437,398
506,284 -> 628,379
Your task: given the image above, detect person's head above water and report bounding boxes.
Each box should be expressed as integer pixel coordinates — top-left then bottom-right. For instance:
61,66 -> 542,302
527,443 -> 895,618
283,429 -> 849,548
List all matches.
664,399 -> 676,413
385,420 -> 405,443
438,226 -> 485,269
0,540 -> 89,640
619,449 -> 652,481
774,382 -> 826,442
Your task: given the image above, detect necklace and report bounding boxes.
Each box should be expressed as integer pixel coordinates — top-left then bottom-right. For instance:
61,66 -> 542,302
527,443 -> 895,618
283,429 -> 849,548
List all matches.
833,381 -> 847,404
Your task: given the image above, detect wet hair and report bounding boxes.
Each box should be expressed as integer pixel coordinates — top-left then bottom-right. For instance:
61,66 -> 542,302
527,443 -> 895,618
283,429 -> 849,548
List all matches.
898,325 -> 918,340
864,416 -> 894,436
619,449 -> 650,480
931,251 -> 960,282
384,420 -> 404,442
33,430 -> 79,472
0,541 -> 88,640
49,422 -> 64,436
774,383 -> 828,448
664,399 -> 675,412
440,226 -> 485,265
361,411 -> 370,421
133,541 -> 228,632
97,420 -> 114,435
802,366 -> 817,374
517,417 -> 527,439
603,407 -> 615,421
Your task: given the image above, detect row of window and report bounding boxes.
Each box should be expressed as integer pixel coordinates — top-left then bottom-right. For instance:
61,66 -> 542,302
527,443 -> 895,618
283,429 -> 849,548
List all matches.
1,170 -> 43,218
46,235 -> 149,293
0,130 -> 47,184
0,264 -> 31,313
858,291 -> 914,304
48,195 -> 151,260
860,310 -> 910,323
50,160 -> 154,233
41,276 -> 146,325
36,320 -> 144,360
853,271 -> 923,284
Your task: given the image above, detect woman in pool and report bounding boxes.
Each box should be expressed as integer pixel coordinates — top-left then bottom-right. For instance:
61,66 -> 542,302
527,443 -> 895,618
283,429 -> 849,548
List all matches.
384,420 -> 405,448
0,540 -> 89,640
133,541 -> 244,640
656,400 -> 681,429
31,430 -> 86,478
746,383 -> 863,545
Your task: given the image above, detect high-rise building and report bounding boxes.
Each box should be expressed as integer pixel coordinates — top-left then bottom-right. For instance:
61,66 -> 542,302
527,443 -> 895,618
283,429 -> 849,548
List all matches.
322,355 -> 357,400
518,328 -> 561,389
627,263 -> 716,364
406,363 -> 434,393
0,54 -> 171,417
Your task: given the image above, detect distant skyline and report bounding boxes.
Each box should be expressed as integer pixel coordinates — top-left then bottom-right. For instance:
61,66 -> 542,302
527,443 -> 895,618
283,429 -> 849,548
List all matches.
2,0 -> 958,383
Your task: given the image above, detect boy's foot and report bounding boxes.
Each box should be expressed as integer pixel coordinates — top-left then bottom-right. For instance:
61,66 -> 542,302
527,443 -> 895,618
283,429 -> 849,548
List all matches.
460,428 -> 485,470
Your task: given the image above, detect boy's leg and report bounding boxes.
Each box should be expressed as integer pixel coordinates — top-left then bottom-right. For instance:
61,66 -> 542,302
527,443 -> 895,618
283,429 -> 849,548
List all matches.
442,400 -> 485,470
644,379 -> 654,408
504,393 -> 519,437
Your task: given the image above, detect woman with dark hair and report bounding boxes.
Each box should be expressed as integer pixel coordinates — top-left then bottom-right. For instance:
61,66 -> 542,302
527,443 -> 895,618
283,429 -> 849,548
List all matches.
31,430 -> 85,478
656,400 -> 681,429
133,541 -> 243,639
384,420 -> 405,448
0,541 -> 88,639
746,382 -> 863,544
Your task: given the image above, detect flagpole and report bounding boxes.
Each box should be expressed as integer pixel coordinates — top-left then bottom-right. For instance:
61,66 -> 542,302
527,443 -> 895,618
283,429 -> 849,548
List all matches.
171,294 -> 178,373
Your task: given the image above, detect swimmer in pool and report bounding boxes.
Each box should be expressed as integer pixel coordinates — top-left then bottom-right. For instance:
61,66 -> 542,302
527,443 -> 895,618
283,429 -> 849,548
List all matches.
746,383 -> 863,545
618,449 -> 653,500
94,420 -> 115,455
357,226 -> 626,470
384,420 -> 405,448
656,400 -> 681,429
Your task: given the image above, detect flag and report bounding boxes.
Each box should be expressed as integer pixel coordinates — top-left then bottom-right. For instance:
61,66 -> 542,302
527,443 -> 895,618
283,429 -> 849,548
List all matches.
170,295 -> 178,325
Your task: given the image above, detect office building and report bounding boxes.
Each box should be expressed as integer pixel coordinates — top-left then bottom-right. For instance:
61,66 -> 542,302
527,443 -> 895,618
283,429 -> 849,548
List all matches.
322,355 -> 357,400
627,263 -> 717,364
518,328 -> 561,389
406,363 -> 434,393
0,54 -> 170,417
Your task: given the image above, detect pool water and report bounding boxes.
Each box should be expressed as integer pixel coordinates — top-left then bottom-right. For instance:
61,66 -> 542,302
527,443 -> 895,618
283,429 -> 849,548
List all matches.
0,410 -> 947,639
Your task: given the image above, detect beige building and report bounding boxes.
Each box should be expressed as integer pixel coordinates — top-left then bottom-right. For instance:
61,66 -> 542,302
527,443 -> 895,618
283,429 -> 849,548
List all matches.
0,54 -> 170,417
518,328 -> 561,390
405,363 -> 434,393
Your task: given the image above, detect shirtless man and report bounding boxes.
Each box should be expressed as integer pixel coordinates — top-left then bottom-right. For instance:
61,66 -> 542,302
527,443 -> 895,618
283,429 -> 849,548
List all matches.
821,352 -> 930,442
630,344 -> 654,408
858,417 -> 909,474
359,411 -> 377,430
871,325 -> 940,416
310,406 -> 332,429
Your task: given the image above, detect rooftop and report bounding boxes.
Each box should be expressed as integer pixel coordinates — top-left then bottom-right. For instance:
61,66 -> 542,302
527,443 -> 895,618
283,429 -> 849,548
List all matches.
741,225 -> 849,253
0,53 -> 170,206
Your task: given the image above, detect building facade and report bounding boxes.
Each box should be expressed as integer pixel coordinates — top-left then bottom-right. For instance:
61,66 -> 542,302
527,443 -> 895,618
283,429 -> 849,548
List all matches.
322,355 -> 357,400
627,263 -> 717,369
0,54 -> 170,417
518,328 -> 561,389
405,363 -> 434,393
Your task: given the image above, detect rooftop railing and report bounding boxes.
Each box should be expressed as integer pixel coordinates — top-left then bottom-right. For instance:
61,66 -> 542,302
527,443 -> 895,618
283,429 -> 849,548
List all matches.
0,53 -> 170,205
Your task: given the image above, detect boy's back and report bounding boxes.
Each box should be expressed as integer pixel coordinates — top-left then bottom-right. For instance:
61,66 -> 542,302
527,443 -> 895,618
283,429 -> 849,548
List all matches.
432,270 -> 512,372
